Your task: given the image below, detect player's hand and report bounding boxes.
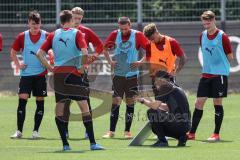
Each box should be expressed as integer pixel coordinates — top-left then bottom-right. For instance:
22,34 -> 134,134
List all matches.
47,66 -> 54,72
110,61 -> 117,68
87,54 -> 98,64
18,63 -> 27,70
130,61 -> 142,70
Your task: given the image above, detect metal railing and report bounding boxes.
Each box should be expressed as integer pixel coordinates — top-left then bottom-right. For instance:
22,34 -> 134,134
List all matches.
0,0 -> 239,24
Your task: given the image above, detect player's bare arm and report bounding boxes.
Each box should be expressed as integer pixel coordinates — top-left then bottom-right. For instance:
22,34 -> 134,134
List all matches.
10,48 -> 27,70
175,53 -> 187,74
136,97 -> 169,111
227,53 -> 234,62
36,49 -> 53,72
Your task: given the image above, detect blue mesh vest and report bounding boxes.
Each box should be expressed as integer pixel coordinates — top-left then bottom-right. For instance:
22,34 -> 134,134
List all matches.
201,30 -> 230,76
52,28 -> 82,69
21,30 -> 46,76
113,29 -> 139,77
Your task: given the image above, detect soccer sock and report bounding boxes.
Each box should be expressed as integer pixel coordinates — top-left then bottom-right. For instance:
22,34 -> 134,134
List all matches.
85,98 -> 92,134
110,104 -> 120,132
55,117 -> 69,146
33,100 -> 44,131
82,114 -> 96,144
125,104 -> 134,132
214,105 -> 224,134
63,100 -> 71,134
87,98 -> 92,115
17,99 -> 27,132
190,108 -> 203,134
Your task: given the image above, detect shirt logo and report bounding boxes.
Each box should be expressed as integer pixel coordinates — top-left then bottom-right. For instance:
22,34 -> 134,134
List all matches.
218,92 -> 223,96
30,51 -> 36,55
159,58 -> 168,65
205,47 -> 214,56
59,38 -> 70,47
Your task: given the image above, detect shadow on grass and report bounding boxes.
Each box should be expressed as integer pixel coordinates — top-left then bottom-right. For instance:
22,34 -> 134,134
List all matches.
68,138 -> 100,141
102,137 -> 135,140
13,137 -> 101,141
39,149 -> 107,154
39,150 -> 85,154
197,139 -> 233,143
128,145 -> 191,149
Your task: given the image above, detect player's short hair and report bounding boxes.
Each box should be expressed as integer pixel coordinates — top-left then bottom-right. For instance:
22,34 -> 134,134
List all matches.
60,10 -> 72,24
201,10 -> 215,20
71,7 -> 84,16
143,23 -> 158,38
118,17 -> 131,25
28,10 -> 41,24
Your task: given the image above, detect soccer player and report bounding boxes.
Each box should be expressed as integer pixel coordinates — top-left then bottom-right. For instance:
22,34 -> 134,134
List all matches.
136,70 -> 191,147
63,7 -> 104,139
102,17 -> 149,139
0,33 -> 2,52
10,11 -> 49,139
143,23 -> 187,99
36,10 -> 104,151
187,10 -> 233,142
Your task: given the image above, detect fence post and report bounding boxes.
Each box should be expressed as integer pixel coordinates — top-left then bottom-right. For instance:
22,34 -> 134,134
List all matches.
56,0 -> 61,26
137,0 -> 143,31
220,0 -> 226,31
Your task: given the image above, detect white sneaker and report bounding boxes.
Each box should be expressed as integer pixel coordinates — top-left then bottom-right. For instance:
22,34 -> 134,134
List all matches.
32,131 -> 41,139
10,130 -> 22,139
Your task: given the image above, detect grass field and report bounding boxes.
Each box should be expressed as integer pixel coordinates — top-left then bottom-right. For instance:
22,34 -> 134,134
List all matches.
0,94 -> 240,160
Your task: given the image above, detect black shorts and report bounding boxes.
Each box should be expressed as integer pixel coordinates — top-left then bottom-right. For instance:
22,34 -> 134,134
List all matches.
18,75 -> 47,97
54,73 -> 89,103
197,76 -> 228,98
112,75 -> 138,98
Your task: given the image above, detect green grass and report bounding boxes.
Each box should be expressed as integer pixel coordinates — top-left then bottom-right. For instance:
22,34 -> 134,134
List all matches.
0,94 -> 240,160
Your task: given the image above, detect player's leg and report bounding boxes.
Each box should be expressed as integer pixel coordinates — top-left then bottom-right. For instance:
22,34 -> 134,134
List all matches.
55,98 -> 71,151
208,75 -> 228,141
188,77 -> 210,140
124,75 -> 138,139
76,99 -> 104,150
53,73 -> 71,151
63,99 -> 71,138
32,76 -> 47,138
11,76 -> 32,138
103,76 -> 124,138
83,71 -> 92,139
147,109 -> 168,147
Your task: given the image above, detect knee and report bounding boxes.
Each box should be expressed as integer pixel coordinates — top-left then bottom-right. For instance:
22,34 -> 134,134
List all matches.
36,97 -> 44,101
195,99 -> 205,109
19,94 -> 29,100
113,97 -> 122,105
147,109 -> 157,121
126,98 -> 134,105
213,98 -> 222,105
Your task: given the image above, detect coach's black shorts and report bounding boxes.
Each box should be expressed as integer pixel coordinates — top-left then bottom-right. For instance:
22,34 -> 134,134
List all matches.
18,75 -> 47,97
197,75 -> 228,98
112,75 -> 138,98
54,73 -> 89,103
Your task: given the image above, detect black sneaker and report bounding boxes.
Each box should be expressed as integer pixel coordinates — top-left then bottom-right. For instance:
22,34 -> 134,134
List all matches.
151,141 -> 169,147
177,135 -> 187,147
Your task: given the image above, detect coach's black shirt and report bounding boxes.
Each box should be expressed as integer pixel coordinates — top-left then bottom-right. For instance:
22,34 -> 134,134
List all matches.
156,85 -> 191,129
